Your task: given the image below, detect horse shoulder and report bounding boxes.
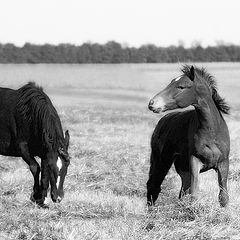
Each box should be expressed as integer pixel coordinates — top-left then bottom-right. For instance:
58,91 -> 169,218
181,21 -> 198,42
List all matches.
194,136 -> 222,168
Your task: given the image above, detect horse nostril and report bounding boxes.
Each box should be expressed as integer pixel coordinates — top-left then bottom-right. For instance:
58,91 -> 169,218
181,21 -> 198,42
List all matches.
148,99 -> 154,110
149,99 -> 154,106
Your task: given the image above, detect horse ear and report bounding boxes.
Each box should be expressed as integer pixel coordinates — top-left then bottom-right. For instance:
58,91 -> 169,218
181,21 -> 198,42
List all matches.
189,66 -> 195,81
65,130 -> 70,150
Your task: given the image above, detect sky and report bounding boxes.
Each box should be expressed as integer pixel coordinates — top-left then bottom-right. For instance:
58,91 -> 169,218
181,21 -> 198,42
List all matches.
0,0 -> 239,47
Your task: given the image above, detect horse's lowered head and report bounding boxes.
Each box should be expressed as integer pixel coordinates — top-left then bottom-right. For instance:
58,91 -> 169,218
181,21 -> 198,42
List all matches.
46,130 -> 70,203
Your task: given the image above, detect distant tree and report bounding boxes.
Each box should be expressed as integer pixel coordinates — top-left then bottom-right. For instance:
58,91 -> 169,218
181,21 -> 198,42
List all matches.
140,44 -> 160,63
105,41 -> 128,63
128,47 -> 146,63
56,44 -> 78,63
77,43 -> 92,63
38,44 -> 57,63
0,41 -> 240,63
23,43 -> 42,63
90,43 -> 103,63
191,45 -> 206,62
2,43 -> 20,63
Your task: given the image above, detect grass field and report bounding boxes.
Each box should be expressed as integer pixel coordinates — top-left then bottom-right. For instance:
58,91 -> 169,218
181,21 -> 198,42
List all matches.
1,63 -> 240,239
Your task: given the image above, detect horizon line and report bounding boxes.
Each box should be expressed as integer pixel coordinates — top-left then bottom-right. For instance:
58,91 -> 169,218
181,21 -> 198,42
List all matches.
0,40 -> 239,49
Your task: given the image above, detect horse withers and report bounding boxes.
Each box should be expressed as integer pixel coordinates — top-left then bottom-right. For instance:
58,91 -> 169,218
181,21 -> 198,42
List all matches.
147,65 -> 230,207
0,82 -> 70,207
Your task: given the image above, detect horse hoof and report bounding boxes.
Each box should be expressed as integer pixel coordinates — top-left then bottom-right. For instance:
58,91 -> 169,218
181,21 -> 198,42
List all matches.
147,202 -> 155,213
37,203 -> 49,209
30,192 -> 42,203
145,222 -> 155,231
30,192 -> 37,203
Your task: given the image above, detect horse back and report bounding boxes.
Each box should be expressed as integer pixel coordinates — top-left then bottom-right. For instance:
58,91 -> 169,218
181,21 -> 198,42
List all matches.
0,88 -> 20,155
0,87 -> 18,123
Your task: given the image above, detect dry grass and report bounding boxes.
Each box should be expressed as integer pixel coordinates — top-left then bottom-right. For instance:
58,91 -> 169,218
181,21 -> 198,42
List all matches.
1,63 -> 240,239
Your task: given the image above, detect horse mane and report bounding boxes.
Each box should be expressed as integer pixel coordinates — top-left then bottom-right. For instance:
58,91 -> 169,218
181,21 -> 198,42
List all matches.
17,82 -> 64,149
181,65 -> 230,114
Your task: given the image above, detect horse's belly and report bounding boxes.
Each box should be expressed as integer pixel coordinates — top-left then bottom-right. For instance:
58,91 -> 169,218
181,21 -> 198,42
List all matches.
0,139 -> 11,151
0,139 -> 19,157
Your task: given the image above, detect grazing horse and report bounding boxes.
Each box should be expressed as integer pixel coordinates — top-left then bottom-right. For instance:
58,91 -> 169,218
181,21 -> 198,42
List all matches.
0,82 -> 70,206
147,65 -> 230,207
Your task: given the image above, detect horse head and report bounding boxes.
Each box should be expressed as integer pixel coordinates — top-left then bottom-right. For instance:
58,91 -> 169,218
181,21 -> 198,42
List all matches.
148,66 -> 200,113
46,130 -> 70,203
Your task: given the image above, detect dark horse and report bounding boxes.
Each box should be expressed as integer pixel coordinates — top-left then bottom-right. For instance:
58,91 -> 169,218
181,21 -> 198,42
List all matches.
0,82 -> 70,206
147,65 -> 230,207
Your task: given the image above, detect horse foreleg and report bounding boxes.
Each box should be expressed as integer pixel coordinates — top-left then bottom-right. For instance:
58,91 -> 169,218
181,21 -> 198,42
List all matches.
40,158 -> 50,205
19,142 -> 41,201
216,160 -> 229,207
189,156 -> 202,198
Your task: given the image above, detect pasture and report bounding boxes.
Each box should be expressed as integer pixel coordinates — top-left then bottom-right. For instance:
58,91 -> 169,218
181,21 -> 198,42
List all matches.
0,63 -> 240,239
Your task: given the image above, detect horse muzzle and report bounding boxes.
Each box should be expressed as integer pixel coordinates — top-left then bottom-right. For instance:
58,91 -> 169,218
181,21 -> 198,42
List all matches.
148,98 -> 165,113
51,191 -> 63,203
56,196 -> 62,203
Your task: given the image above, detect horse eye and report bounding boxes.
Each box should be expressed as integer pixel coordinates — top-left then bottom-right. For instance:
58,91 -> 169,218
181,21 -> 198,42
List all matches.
177,86 -> 185,90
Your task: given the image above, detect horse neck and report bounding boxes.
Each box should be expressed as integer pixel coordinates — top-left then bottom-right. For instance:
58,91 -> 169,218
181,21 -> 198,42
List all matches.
43,113 -> 64,149
194,95 -> 223,136
52,116 -> 64,143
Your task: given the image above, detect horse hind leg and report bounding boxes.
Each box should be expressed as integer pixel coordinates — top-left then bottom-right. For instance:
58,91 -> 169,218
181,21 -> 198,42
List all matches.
178,170 -> 191,199
147,150 -> 175,206
19,142 -> 42,202
216,160 -> 229,207
174,154 -> 191,199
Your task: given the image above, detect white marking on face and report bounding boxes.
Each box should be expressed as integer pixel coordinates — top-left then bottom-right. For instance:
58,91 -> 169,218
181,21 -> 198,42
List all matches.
154,96 -> 166,109
56,158 -> 62,189
56,176 -> 61,189
43,197 -> 49,205
57,196 -> 62,202
57,157 -> 62,171
175,76 -> 182,82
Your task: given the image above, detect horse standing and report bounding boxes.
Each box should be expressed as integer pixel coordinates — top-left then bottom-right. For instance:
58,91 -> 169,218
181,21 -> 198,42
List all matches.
147,65 -> 230,207
0,82 -> 70,206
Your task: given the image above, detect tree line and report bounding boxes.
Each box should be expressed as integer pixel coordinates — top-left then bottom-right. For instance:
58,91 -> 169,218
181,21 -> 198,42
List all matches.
0,41 -> 240,63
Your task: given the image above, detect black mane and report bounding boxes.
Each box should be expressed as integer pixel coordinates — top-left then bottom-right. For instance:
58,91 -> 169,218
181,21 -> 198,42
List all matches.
181,65 -> 230,114
17,82 -> 64,149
